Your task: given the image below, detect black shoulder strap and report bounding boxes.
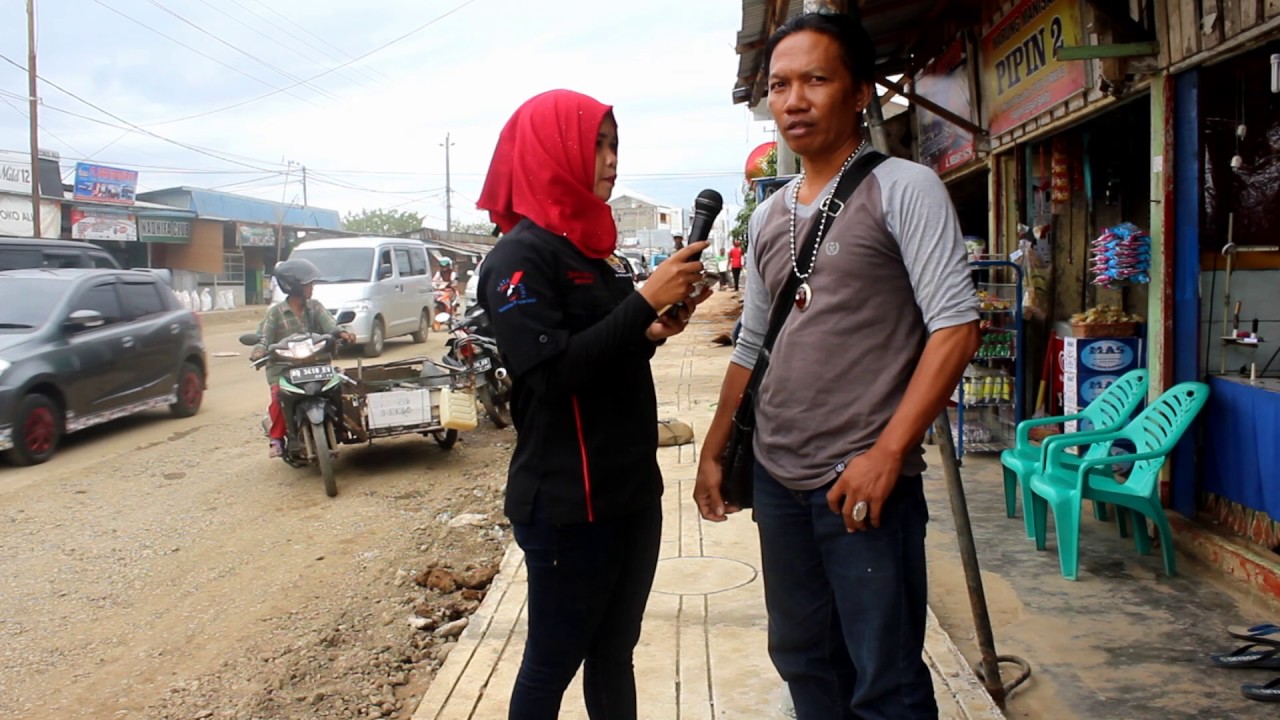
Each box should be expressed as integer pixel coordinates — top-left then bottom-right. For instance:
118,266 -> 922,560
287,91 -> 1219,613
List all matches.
759,150 -> 888,354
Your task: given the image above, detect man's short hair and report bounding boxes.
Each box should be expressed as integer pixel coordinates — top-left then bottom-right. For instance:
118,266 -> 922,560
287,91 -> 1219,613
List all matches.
764,12 -> 877,88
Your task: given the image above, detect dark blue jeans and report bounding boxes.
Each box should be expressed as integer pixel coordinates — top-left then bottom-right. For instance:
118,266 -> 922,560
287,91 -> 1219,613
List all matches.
508,500 -> 662,720
754,462 -> 937,720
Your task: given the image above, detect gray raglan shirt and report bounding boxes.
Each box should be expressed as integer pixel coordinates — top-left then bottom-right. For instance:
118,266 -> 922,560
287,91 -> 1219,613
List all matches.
731,148 -> 979,489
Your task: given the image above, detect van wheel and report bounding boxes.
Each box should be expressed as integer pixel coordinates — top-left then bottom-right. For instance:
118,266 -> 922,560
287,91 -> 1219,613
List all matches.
169,362 -> 204,418
8,394 -> 62,466
363,318 -> 385,358
410,310 -> 429,343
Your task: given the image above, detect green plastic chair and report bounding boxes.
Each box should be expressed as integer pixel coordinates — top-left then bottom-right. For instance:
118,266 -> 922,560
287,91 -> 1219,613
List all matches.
1000,369 -> 1148,539
1027,381 -> 1210,580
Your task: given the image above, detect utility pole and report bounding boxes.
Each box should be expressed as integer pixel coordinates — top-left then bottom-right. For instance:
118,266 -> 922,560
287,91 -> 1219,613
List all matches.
26,0 -> 41,237
301,165 -> 307,206
441,133 -> 454,235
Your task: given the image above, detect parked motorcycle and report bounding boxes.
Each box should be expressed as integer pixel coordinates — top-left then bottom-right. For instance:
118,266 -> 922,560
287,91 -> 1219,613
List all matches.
444,306 -> 512,429
241,311 -> 355,497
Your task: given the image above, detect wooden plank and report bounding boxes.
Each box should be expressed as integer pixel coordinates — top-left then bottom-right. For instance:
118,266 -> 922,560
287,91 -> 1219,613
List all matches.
1156,0 -> 1174,67
1166,0 -> 1184,66
1202,0 -> 1224,48
1266,0 -> 1279,20
1241,0 -> 1262,27
1224,0 -> 1242,37
1180,0 -> 1202,58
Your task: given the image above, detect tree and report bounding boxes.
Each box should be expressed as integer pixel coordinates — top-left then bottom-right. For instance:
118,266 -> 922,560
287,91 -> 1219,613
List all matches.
730,146 -> 776,251
342,208 -> 423,235
450,220 -> 497,236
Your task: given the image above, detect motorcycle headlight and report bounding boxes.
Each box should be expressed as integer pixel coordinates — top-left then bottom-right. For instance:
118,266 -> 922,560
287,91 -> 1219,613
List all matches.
279,340 -> 320,360
0,359 -> 10,380
343,300 -> 372,313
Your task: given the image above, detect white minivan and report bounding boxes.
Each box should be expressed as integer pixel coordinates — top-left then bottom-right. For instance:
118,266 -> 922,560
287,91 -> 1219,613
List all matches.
272,237 -> 434,357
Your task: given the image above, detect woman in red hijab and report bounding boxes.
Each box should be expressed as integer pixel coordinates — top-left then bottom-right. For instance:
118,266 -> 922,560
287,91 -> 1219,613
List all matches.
477,89 -> 710,719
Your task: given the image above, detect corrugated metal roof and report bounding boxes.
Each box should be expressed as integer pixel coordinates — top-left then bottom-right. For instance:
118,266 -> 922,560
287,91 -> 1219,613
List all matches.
136,186 -> 342,230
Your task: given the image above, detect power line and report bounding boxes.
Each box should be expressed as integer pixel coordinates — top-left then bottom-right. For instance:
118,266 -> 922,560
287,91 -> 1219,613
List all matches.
219,0 -> 387,90
0,92 -> 87,158
145,0 -> 480,126
140,0 -> 343,103
246,0 -> 394,83
88,0 -> 322,109
0,51 -> 281,173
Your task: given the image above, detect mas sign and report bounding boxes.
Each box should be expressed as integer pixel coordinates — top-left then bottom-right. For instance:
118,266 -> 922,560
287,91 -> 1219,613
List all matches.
980,0 -> 1087,136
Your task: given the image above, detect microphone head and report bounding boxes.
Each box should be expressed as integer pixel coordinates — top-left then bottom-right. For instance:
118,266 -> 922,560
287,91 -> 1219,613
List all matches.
693,189 -> 723,216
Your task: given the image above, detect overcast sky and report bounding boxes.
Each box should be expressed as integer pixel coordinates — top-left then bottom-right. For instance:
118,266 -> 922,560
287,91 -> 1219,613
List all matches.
0,0 -> 777,229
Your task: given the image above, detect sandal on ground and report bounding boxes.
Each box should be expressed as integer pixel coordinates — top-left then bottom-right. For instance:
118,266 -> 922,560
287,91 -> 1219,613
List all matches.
1228,623 -> 1280,646
1241,677 -> 1280,702
1210,644 -> 1280,669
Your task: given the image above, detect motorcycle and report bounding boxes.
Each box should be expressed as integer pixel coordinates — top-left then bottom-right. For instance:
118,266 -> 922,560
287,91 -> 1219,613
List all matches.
240,311 -> 355,497
444,306 -> 512,429
433,284 -> 459,331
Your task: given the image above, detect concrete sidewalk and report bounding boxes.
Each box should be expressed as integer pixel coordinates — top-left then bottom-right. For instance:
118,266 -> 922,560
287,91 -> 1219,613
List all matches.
412,309 -> 1004,719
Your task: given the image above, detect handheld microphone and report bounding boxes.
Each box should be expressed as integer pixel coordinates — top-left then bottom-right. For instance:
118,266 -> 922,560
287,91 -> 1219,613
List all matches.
688,189 -> 724,244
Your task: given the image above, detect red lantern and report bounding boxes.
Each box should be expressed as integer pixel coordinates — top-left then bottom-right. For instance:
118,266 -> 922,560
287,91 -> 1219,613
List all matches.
745,141 -> 776,182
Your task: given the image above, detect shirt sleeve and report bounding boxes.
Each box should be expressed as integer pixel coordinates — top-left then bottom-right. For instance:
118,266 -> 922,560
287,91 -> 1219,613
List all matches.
255,305 -> 279,350
729,197 -> 776,370
479,241 -> 658,398
880,162 -> 980,333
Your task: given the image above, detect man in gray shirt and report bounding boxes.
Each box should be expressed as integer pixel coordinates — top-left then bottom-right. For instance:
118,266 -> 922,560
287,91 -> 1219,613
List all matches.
695,13 -> 979,720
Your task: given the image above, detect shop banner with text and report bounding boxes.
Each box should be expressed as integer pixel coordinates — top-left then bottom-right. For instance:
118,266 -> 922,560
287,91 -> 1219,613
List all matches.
915,37 -> 978,175
237,224 -> 277,247
980,0 -> 1086,136
0,194 -> 61,237
71,209 -> 139,242
74,162 -> 138,205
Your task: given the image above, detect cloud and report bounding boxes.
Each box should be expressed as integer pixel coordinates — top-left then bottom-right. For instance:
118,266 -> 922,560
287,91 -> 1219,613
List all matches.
0,0 -> 776,226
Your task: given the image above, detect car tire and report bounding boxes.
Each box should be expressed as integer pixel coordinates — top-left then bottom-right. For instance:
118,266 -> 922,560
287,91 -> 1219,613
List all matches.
432,429 -> 458,450
169,361 -> 205,418
410,310 -> 429,344
8,393 -> 62,466
363,317 -> 385,358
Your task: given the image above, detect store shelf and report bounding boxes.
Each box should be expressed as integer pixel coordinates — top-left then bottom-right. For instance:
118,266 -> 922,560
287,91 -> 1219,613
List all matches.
956,260 -> 1024,459
965,442 -> 1010,454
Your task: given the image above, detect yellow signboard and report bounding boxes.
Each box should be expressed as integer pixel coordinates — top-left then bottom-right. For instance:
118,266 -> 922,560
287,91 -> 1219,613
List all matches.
980,0 -> 1087,136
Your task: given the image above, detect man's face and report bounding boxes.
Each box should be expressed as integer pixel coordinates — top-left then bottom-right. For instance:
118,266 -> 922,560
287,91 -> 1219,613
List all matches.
303,283 -> 314,300
767,31 -> 871,159
593,114 -> 619,202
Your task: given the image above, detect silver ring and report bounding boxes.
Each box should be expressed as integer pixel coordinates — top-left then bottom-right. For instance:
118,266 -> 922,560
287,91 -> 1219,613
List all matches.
852,501 -> 868,523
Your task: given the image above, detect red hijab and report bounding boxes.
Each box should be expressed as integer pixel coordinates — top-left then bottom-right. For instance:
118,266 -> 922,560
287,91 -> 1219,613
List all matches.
477,89 -> 618,259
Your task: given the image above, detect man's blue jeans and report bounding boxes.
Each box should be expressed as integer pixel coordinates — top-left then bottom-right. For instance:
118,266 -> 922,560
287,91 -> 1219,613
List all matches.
753,461 -> 938,719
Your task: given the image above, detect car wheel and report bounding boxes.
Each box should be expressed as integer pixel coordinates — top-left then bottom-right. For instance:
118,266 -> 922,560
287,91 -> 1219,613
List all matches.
8,394 -> 62,466
364,317 -> 385,358
170,361 -> 205,418
432,429 -> 458,450
410,310 -> 429,344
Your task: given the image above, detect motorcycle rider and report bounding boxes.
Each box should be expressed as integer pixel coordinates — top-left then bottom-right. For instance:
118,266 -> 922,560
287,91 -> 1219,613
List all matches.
251,258 -> 354,457
433,257 -> 460,331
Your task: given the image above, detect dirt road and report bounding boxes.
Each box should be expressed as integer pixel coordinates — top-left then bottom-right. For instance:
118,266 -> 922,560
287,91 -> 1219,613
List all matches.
0,318 -> 512,720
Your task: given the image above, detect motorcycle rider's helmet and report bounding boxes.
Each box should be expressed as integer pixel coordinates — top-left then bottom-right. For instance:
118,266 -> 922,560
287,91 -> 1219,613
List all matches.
439,257 -> 452,267
273,258 -> 323,297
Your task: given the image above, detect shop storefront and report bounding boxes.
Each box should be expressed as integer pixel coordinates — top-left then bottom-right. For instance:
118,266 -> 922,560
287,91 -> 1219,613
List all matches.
1167,38 -> 1280,548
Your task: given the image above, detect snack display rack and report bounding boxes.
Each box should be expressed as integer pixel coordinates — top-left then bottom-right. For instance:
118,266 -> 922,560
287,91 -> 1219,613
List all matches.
954,260 -> 1024,457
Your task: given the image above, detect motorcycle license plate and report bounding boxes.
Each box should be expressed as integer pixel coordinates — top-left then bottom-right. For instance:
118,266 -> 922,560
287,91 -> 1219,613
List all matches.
472,357 -> 492,372
289,365 -> 337,383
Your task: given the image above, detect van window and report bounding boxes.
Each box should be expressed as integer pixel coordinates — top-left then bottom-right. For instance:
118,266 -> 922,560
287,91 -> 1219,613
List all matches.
289,247 -> 374,283
0,248 -> 43,270
378,248 -> 394,279
44,252 -> 86,269
69,282 -> 124,328
119,281 -> 166,320
92,253 -> 118,269
408,247 -> 428,276
394,248 -> 413,277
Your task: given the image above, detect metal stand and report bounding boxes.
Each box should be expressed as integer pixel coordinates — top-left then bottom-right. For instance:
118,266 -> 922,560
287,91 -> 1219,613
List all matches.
932,407 -> 1033,707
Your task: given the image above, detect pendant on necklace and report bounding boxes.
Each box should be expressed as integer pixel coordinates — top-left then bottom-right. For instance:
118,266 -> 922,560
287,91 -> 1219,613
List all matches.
795,282 -> 813,311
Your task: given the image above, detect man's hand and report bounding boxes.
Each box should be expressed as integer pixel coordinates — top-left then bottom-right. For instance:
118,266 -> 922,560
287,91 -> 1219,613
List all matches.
826,445 -> 903,532
339,331 -> 356,345
694,455 -> 740,522
250,348 -> 266,362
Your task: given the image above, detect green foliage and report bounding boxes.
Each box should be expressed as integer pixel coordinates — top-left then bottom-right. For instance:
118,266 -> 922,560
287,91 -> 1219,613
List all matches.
341,208 -> 423,235
450,220 -> 497,236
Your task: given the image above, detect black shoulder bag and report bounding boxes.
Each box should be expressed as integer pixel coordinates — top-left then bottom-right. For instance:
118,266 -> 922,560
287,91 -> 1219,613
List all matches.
719,151 -> 887,509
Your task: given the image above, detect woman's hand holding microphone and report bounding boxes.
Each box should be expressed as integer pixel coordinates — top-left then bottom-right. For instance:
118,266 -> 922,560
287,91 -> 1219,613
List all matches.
638,241 -> 713,342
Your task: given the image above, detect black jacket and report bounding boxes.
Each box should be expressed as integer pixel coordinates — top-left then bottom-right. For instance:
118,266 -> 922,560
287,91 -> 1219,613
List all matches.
479,220 -> 663,525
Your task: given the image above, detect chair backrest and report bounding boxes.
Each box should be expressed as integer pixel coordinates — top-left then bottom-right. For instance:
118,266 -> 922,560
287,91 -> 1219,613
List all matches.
1078,369 -> 1149,460
1118,381 -> 1211,494
1080,369 -> 1149,431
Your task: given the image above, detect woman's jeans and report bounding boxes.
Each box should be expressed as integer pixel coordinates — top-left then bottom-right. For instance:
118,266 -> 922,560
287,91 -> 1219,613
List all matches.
508,500 -> 662,720
753,462 -> 938,720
